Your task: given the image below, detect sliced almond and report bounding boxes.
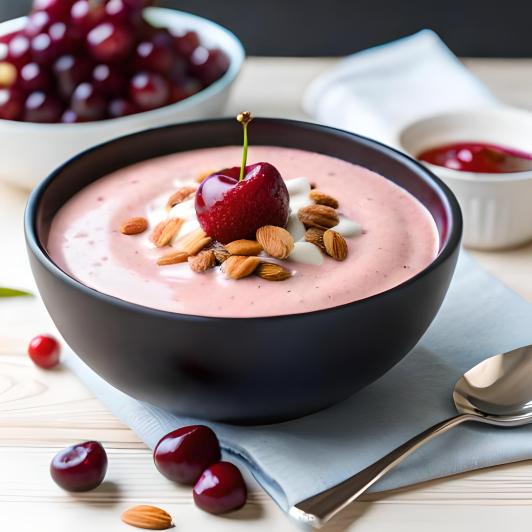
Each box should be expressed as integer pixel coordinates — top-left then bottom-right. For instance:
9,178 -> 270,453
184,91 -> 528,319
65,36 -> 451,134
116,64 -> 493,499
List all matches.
298,204 -> 339,230
222,255 -> 261,280
304,227 -> 326,251
309,189 -> 339,209
225,239 -> 263,256
121,505 -> 173,530
177,228 -> 212,256
256,225 -> 294,259
120,216 -> 148,235
157,250 -> 189,266
188,249 -> 216,273
165,186 -> 196,210
323,229 -> 348,261
151,217 -> 184,247
256,262 -> 292,281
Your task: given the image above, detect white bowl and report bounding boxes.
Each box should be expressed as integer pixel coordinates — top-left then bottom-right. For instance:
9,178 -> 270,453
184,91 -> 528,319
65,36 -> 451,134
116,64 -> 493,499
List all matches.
399,106 -> 532,250
0,8 -> 245,190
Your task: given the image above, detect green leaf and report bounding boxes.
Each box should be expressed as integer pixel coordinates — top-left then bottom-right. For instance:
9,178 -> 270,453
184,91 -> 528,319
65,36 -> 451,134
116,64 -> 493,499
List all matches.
0,287 -> 33,298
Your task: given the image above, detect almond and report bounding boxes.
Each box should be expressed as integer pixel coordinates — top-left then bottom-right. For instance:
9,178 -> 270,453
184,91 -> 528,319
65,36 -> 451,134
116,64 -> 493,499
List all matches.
120,216 -> 148,235
177,228 -> 212,255
121,505 -> 173,530
225,239 -> 263,256
151,218 -> 184,247
157,250 -> 189,266
304,227 -> 326,251
188,249 -> 216,272
206,241 -> 230,263
323,229 -> 348,261
222,255 -> 261,280
256,225 -> 294,259
309,189 -> 339,209
213,246 -> 230,264
166,186 -> 196,210
256,262 -> 292,281
298,204 -> 339,230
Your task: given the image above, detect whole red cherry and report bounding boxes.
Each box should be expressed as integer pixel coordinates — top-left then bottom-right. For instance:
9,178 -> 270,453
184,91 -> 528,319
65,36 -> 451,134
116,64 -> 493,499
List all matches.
27,334 -> 60,368
50,441 -> 108,491
189,47 -> 230,85
7,35 -> 32,68
32,0 -> 74,23
25,11 -> 51,39
19,62 -> 52,92
195,113 -> 289,243
0,88 -> 24,120
71,81 -> 106,120
107,97 -> 137,118
129,71 -> 169,110
70,0 -> 106,33
153,425 -> 221,485
86,22 -> 133,63
193,462 -> 247,514
23,91 -> 62,122
53,54 -> 91,99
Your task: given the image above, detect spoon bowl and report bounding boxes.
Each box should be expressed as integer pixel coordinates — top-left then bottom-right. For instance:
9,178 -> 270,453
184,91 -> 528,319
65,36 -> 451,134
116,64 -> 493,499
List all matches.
454,345 -> 532,425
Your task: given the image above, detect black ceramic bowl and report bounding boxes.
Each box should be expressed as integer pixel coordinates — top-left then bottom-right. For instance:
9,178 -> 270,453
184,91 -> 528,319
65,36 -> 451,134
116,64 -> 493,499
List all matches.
25,118 -> 462,423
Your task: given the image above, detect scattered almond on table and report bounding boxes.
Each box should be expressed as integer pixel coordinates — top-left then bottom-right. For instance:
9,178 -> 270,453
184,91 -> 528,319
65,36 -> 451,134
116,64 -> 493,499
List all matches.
121,505 -> 173,530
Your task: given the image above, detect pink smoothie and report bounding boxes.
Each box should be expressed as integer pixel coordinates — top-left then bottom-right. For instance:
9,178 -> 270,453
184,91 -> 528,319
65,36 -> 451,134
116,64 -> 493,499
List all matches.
47,146 -> 439,317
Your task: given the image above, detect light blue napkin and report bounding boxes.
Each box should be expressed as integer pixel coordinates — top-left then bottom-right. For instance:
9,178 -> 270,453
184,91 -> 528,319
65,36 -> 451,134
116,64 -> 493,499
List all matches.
63,33 -> 532,512
64,252 -> 532,510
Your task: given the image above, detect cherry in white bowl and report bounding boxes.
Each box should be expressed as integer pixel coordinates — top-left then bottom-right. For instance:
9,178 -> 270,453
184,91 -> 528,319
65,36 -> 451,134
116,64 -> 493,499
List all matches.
0,7 -> 244,189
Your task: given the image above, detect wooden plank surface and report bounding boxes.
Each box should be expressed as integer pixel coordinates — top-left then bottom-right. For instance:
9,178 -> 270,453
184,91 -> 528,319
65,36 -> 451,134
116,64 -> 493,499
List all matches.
1,57 -> 532,531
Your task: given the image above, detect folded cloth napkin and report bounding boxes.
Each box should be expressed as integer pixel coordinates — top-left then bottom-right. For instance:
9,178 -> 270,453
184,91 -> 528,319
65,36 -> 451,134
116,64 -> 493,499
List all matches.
64,253 -> 532,510
303,29 -> 496,146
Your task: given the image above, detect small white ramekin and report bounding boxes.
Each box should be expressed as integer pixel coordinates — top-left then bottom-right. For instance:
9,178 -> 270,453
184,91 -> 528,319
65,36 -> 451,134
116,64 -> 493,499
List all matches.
0,8 -> 245,190
398,106 -> 532,250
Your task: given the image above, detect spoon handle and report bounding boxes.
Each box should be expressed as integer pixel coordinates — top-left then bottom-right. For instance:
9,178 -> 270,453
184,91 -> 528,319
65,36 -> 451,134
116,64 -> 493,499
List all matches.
289,413 -> 478,527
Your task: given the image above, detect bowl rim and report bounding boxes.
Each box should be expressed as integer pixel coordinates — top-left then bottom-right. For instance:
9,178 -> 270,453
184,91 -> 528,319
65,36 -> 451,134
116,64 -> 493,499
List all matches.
0,7 -> 245,130
398,106 -> 532,182
25,117 -> 463,322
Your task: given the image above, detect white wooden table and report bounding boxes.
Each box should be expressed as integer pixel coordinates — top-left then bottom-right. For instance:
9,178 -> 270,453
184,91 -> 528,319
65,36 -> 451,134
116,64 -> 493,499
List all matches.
1,57 -> 532,532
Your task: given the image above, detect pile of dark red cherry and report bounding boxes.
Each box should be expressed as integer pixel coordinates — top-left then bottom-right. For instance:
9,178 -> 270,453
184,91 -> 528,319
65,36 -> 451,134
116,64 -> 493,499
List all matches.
0,0 -> 229,123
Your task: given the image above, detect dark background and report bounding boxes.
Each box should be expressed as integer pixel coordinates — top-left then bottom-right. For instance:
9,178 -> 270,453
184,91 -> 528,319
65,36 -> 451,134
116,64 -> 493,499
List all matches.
2,0 -> 530,57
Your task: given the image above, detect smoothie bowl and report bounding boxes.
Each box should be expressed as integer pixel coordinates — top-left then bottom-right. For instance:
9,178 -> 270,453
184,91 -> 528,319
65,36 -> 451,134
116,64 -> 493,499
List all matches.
25,117 -> 462,423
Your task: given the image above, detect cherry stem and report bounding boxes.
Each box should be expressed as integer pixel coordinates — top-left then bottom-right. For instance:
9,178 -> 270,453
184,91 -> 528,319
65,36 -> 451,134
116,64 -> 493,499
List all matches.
237,112 -> 253,181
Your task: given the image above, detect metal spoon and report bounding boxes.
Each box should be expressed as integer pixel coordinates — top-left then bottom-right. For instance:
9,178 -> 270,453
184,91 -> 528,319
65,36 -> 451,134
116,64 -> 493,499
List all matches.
289,344 -> 532,528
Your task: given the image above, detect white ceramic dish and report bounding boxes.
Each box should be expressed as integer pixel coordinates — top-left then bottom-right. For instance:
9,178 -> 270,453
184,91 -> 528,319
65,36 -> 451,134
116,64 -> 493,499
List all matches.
0,8 -> 245,190
399,106 -> 532,250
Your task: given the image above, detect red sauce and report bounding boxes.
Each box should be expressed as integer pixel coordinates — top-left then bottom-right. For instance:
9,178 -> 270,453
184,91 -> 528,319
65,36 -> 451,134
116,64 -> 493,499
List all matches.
418,142 -> 532,174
